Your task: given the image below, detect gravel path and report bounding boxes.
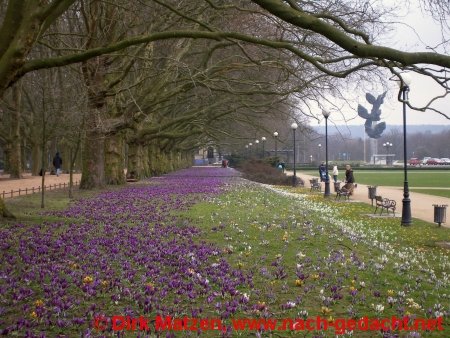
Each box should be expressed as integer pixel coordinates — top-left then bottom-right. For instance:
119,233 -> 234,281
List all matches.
0,173 -> 82,198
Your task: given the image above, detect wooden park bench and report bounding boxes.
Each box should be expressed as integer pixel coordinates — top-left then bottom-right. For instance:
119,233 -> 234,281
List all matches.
309,179 -> 321,192
374,195 -> 396,216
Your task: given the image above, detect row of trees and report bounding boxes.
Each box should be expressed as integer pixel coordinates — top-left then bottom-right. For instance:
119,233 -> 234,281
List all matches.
1,0 -> 449,216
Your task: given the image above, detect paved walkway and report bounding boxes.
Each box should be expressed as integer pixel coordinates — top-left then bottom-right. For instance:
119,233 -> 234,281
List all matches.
287,170 -> 449,228
0,173 -> 82,198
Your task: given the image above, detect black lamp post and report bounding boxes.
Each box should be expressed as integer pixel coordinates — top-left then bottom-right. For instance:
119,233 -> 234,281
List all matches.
322,109 -> 331,197
318,143 -> 321,162
245,144 -> 249,158
399,73 -> 412,226
255,139 -> 260,158
261,137 -> 266,158
249,142 -> 253,157
273,131 -> 278,159
383,142 -> 393,165
291,122 -> 298,186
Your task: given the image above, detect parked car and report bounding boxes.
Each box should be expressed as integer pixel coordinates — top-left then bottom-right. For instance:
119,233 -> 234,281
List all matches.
426,158 -> 440,165
422,157 -> 431,165
408,158 -> 421,166
440,158 -> 450,165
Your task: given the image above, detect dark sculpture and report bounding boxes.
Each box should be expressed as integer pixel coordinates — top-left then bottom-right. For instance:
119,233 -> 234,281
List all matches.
358,92 -> 387,139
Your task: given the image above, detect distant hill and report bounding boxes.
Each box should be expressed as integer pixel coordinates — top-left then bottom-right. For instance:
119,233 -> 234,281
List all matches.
312,124 -> 450,138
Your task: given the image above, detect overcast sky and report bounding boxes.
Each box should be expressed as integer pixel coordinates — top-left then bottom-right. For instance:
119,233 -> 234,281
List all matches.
324,1 -> 450,126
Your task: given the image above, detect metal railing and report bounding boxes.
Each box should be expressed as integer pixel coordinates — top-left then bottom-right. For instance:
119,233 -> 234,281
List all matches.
2,181 -> 79,199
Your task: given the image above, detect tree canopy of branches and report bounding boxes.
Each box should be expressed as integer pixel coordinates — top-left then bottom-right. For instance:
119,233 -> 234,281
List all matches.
0,0 -> 449,204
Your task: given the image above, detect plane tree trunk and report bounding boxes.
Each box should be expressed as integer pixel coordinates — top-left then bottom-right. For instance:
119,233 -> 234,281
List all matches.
8,85 -> 22,178
105,133 -> 125,185
127,143 -> 143,180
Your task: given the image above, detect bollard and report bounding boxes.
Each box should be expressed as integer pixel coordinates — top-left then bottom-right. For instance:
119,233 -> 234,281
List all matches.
433,204 -> 447,227
368,186 -> 377,206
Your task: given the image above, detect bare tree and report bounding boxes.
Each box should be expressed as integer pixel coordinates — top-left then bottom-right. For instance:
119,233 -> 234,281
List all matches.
1,0 -> 450,217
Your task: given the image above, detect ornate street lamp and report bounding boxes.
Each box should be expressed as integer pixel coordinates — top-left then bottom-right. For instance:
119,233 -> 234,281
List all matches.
291,122 -> 298,186
398,73 -> 412,226
255,139 -> 260,158
322,109 -> 331,197
261,137 -> 266,158
383,142 -> 393,165
273,132 -> 278,159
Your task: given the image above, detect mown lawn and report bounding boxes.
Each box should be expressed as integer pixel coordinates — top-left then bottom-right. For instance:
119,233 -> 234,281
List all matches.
410,189 -> 450,199
1,168 -> 449,337
300,169 -> 450,189
183,180 -> 450,336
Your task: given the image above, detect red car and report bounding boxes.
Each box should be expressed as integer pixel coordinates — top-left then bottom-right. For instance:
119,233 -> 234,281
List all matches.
426,158 -> 440,165
408,158 -> 421,166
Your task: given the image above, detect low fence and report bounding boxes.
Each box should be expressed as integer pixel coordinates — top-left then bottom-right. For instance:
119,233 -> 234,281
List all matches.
2,181 -> 79,199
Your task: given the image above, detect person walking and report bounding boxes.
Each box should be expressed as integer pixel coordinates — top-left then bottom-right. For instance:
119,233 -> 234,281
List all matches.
332,165 -> 339,183
277,162 -> 285,173
53,152 -> 63,177
318,162 -> 327,182
342,164 -> 355,195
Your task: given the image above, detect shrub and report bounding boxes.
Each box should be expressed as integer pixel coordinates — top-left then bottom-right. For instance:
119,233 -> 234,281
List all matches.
238,159 -> 303,186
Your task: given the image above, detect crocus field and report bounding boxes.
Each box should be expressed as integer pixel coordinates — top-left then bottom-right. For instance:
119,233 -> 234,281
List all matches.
1,167 -> 449,337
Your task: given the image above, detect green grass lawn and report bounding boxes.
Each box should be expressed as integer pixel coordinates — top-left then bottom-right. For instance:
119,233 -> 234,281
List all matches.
410,189 -> 450,198
300,169 -> 450,194
183,183 -> 450,337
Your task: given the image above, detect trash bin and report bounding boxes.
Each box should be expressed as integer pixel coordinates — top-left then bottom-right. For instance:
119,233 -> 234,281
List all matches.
368,186 -> 377,206
433,204 -> 447,226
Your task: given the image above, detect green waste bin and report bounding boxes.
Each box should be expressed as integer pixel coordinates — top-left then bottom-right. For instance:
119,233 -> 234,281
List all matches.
368,186 -> 377,206
433,204 -> 447,227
